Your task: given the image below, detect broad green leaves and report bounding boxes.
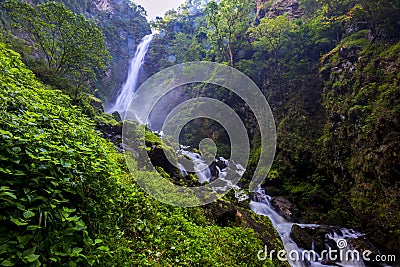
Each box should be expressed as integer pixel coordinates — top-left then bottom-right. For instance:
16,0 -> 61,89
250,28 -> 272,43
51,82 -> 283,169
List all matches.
0,42 -> 114,266
0,42 -> 280,266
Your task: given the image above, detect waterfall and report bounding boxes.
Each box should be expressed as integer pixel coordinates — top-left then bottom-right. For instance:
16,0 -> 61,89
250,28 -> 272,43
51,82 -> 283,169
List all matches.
174,148 -> 370,266
107,33 -> 154,115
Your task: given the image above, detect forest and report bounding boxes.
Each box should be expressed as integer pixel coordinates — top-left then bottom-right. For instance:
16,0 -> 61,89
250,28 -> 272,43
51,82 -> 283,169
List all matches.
0,0 -> 399,266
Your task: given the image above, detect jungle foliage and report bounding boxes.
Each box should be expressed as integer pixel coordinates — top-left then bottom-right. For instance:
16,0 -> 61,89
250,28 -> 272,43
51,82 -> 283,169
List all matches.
0,42 -> 282,266
149,0 -> 400,256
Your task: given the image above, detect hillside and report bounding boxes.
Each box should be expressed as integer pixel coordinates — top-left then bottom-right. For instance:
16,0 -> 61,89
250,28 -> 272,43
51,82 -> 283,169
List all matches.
0,0 -> 399,266
0,42 -> 287,266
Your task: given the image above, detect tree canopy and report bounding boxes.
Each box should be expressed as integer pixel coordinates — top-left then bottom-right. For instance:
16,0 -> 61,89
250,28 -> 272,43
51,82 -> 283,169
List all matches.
204,0 -> 255,66
3,0 -> 110,99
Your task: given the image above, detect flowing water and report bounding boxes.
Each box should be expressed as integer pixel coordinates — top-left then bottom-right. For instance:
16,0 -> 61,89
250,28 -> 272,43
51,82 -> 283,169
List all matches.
179,149 -> 212,184
107,33 -> 154,115
251,189 -> 367,267
177,148 -> 249,202
109,34 -> 381,267
176,148 -> 368,266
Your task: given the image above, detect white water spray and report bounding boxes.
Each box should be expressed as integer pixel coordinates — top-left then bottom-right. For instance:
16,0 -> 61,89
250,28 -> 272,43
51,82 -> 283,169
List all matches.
251,189 -> 366,267
108,33 -> 154,115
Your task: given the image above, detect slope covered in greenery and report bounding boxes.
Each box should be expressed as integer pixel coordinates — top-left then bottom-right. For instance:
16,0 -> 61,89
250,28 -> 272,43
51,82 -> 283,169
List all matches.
0,42 -> 287,266
1,0 -> 399,265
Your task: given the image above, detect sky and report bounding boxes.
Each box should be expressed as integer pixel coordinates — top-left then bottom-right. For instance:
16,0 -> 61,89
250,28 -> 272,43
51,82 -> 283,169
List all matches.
134,0 -> 186,21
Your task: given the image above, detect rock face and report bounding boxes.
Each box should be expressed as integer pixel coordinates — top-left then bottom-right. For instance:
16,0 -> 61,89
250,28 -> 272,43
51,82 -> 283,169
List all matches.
215,209 -> 243,227
96,118 -> 123,149
320,33 -> 400,256
348,239 -> 382,267
258,0 -> 304,20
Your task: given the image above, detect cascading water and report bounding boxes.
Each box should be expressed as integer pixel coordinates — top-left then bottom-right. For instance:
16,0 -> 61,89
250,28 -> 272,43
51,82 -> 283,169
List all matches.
107,33 -> 154,115
179,149 -> 212,184
176,148 -> 371,266
251,189 -> 367,267
107,32 -> 381,267
177,148 -> 249,202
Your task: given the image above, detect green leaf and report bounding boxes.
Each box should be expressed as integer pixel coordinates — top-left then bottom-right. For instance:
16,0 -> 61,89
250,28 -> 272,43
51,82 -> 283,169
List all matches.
0,191 -> 17,200
10,216 -> 28,226
23,210 -> 35,219
97,246 -> 109,251
23,253 -> 39,263
94,239 -> 103,244
12,147 -> 21,153
17,235 -> 32,245
71,247 -> 83,255
27,225 -> 41,231
0,259 -> 14,266
60,159 -> 71,168
22,247 -> 36,257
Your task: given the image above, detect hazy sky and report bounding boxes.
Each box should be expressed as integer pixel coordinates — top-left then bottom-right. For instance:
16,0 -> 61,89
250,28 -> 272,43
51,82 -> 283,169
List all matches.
134,0 -> 186,21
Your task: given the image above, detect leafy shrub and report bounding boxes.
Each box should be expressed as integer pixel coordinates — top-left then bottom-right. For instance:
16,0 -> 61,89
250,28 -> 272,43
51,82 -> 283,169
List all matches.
0,43 -> 280,266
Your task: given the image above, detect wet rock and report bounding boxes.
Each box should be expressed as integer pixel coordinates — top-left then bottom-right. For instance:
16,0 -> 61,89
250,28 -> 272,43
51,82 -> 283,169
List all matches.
209,161 -> 219,178
147,145 -> 180,177
215,157 -> 229,170
290,224 -> 313,250
112,111 -> 122,122
348,238 -> 381,267
290,224 -> 336,255
271,196 -> 295,221
214,208 -> 238,227
96,120 -> 123,149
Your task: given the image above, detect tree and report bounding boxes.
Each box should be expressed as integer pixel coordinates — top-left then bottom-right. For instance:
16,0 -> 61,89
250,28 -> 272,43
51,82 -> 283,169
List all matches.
353,0 -> 400,41
249,14 -> 297,114
3,0 -> 110,100
204,0 -> 255,67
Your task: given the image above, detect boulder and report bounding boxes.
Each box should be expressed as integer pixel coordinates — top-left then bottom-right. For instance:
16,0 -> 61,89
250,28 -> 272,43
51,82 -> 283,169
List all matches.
271,196 -> 297,221
147,145 -> 181,177
290,224 -> 337,255
348,238 -> 381,267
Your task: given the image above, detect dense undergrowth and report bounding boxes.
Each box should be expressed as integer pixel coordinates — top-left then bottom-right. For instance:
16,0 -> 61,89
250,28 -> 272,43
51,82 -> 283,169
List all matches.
0,43 -> 283,266
145,0 -> 400,257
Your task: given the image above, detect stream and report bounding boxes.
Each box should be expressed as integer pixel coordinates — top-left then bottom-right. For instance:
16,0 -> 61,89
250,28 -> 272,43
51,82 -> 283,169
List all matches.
178,148 -> 368,267
107,33 -> 387,267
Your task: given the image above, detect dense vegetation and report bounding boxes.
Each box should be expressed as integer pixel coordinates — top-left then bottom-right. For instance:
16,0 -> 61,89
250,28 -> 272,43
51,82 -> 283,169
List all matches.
147,0 -> 400,257
1,0 -> 150,101
0,42 -> 286,266
0,0 -> 399,265
2,0 -> 110,101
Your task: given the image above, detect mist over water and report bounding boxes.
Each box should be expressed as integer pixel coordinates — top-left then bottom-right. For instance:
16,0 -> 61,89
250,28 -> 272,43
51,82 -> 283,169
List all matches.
107,33 -> 154,115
